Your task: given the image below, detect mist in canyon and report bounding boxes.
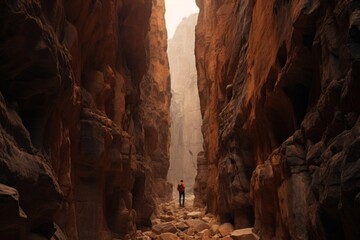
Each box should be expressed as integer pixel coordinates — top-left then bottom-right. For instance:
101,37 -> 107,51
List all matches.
1,0 -> 360,240
168,13 -> 202,195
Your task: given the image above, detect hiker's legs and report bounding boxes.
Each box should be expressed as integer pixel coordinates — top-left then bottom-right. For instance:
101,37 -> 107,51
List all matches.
182,192 -> 185,206
179,192 -> 185,207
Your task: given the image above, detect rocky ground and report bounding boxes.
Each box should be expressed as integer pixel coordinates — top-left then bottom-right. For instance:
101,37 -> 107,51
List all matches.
135,195 -> 260,240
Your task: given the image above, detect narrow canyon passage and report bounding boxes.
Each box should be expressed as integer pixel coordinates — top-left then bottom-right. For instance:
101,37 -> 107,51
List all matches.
0,0 -> 360,240
167,13 -> 202,196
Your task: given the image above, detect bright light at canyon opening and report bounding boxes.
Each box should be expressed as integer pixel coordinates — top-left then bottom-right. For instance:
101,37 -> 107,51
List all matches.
165,0 -> 202,197
165,0 -> 199,39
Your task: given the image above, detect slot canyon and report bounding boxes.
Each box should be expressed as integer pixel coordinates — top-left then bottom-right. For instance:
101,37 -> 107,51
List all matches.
0,0 -> 359,240
168,13 -> 202,195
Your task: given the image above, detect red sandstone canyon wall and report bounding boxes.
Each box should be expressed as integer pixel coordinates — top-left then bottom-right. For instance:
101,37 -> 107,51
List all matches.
195,0 -> 360,239
0,0 -> 171,239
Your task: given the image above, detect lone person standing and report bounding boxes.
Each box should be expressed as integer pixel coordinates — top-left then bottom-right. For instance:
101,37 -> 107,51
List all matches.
177,180 -> 185,207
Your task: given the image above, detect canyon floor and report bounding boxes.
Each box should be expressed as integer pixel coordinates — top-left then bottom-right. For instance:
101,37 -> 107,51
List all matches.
134,195 -> 259,240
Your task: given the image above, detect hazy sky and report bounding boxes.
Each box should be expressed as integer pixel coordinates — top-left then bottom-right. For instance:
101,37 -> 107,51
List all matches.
165,0 -> 199,39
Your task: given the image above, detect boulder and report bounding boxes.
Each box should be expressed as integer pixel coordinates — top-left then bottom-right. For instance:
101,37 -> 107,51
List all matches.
218,223 -> 234,237
201,216 -> 213,223
199,229 -> 211,239
187,211 -> 203,218
175,222 -> 189,231
143,231 -> 157,239
158,232 -> 180,240
152,222 -> 178,234
185,219 -> 210,233
210,224 -> 220,235
160,215 -> 175,222
230,228 -> 260,240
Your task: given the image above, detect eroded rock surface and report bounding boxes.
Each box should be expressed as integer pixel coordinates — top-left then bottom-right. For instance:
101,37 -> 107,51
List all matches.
195,0 -> 360,239
0,0 -> 171,239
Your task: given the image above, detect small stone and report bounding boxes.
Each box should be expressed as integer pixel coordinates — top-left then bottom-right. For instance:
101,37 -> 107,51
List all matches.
205,213 -> 215,218
209,224 -> 219,235
185,219 -> 210,233
221,236 -> 233,240
194,222 -> 210,233
152,222 -> 178,234
151,218 -> 162,225
185,227 -> 196,235
230,228 -> 260,240
176,222 -> 189,231
160,214 -> 175,222
211,234 -> 220,240
199,229 -> 211,239
162,206 -> 172,213
159,232 -> 180,240
187,211 -> 202,218
143,231 -> 157,239
218,223 -> 234,237
136,235 -> 151,240
201,216 -> 212,223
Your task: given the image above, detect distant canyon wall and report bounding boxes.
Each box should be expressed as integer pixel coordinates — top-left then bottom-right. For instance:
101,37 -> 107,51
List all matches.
0,0 -> 171,239
168,14 -> 202,193
195,0 -> 360,239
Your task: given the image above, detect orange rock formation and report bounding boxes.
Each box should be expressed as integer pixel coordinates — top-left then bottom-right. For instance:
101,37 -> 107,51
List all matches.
0,0 -> 171,239
195,0 -> 360,239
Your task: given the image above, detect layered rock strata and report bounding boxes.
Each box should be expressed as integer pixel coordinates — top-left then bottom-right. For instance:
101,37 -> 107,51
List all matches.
195,0 -> 360,239
168,14 -> 202,193
0,0 -> 171,239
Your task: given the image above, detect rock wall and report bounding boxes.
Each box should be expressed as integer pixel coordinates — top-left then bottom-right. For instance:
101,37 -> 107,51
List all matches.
0,0 -> 171,239
195,0 -> 360,239
168,14 -> 202,193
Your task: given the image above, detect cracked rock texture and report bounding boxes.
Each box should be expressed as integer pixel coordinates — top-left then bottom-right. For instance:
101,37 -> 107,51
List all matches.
0,0 -> 171,239
195,0 -> 360,239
